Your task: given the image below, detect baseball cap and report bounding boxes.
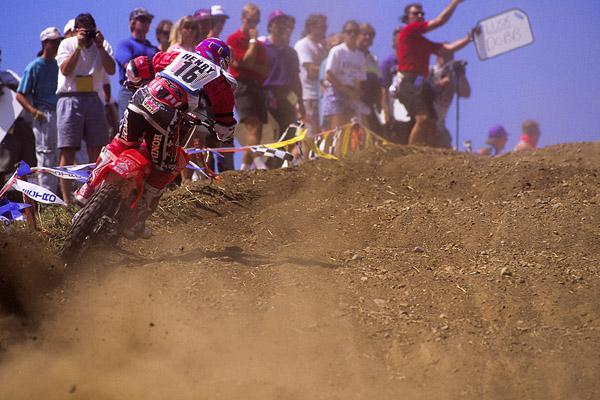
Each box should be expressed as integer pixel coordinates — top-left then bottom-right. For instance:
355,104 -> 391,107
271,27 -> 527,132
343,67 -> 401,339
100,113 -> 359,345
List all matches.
193,9 -> 211,21
210,5 -> 229,19
40,27 -> 62,42
129,7 -> 154,21
488,125 -> 508,139
63,19 -> 75,35
268,10 -> 293,26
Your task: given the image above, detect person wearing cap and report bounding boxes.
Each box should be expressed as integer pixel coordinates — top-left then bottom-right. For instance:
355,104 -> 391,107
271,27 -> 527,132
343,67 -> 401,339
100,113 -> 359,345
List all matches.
55,13 -> 115,204
115,8 -> 159,118
478,125 -> 508,156
392,0 -> 477,147
514,120 -> 541,152
294,14 -> 328,136
14,27 -> 62,192
263,10 -> 304,145
428,47 -> 471,148
193,9 -> 212,42
227,3 -> 270,170
208,5 -> 229,38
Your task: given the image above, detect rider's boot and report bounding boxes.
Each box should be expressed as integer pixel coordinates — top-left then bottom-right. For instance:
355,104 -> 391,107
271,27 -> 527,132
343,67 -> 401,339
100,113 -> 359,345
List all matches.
123,184 -> 163,240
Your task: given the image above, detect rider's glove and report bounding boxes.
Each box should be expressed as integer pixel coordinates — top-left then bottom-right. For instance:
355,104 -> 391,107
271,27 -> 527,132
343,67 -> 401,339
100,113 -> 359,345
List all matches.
214,121 -> 236,142
125,61 -> 143,87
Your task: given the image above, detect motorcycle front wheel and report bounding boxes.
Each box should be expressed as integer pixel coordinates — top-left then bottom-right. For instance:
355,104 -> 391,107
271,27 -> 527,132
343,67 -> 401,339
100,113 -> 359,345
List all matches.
59,184 -> 124,262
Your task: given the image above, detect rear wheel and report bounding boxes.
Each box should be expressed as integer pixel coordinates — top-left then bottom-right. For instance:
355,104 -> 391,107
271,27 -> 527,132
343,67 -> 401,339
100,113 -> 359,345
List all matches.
59,184 -> 124,262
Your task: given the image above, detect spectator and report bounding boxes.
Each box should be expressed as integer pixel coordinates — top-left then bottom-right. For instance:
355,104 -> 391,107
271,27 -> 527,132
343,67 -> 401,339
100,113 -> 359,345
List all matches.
429,48 -> 471,148
294,14 -> 328,135
14,27 -> 62,193
63,19 -> 76,38
478,125 -> 508,156
0,52 -> 37,186
322,20 -> 366,130
168,16 -> 201,52
380,26 -> 412,144
393,0 -> 475,146
263,10 -> 303,140
227,3 -> 270,170
115,8 -> 158,118
357,23 -> 385,133
56,13 -> 115,204
155,19 -> 173,52
193,9 -> 212,42
514,120 -> 541,152
209,5 -> 229,38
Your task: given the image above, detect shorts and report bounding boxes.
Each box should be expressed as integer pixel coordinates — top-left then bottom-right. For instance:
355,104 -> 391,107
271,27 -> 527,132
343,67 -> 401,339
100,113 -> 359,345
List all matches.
391,73 -> 436,119
57,93 -> 109,149
266,86 -> 299,140
234,79 -> 267,124
0,117 -> 37,174
303,98 -> 320,135
321,87 -> 368,118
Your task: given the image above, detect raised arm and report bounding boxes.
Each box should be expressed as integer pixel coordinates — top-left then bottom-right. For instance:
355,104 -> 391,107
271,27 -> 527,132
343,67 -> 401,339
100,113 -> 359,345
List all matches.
426,0 -> 464,32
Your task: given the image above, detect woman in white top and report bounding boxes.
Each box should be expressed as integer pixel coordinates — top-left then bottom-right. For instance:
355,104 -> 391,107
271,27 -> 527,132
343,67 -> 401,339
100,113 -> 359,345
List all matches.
168,16 -> 200,52
322,20 -> 366,130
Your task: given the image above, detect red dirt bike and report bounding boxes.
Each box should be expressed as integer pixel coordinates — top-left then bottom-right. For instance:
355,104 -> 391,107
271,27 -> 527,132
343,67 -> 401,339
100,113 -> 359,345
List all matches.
59,112 -> 216,261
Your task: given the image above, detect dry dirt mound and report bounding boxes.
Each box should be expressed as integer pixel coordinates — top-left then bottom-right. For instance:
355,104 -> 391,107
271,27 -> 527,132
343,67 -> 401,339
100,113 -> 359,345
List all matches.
1,143 -> 599,399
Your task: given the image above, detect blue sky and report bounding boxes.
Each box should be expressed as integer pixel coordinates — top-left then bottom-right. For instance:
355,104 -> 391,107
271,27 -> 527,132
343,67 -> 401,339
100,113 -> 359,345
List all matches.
1,0 -> 599,150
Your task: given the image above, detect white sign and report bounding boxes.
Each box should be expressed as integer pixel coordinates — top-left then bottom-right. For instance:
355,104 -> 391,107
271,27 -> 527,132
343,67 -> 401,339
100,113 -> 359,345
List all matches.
0,84 -> 23,142
475,8 -> 534,60
13,179 -> 66,205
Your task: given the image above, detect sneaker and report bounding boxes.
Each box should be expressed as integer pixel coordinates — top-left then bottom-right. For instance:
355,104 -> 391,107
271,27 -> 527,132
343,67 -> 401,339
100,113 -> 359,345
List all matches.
253,156 -> 267,170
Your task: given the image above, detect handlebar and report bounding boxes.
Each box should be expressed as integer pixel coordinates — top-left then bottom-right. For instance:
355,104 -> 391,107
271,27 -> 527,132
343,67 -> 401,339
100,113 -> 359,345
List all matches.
181,112 -> 216,132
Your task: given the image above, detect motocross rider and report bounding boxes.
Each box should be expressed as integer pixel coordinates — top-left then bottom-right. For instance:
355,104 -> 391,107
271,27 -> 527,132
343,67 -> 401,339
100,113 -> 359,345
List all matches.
75,37 -> 237,238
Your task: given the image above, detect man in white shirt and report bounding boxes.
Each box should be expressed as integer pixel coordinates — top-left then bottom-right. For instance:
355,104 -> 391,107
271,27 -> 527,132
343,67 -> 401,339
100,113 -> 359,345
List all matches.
56,13 -> 115,204
322,20 -> 366,129
294,14 -> 327,135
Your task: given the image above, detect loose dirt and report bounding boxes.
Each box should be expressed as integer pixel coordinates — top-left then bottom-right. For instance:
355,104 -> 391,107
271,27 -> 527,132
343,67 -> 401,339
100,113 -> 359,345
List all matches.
1,143 -> 599,399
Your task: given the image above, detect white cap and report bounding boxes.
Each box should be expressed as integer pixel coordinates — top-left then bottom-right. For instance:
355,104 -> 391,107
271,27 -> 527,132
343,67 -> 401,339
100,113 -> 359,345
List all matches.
210,5 -> 229,19
40,27 -> 62,42
63,19 -> 75,35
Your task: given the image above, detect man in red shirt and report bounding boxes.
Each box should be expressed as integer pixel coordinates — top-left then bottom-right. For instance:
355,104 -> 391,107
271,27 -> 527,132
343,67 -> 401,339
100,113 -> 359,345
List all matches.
227,3 -> 270,170
394,0 -> 475,146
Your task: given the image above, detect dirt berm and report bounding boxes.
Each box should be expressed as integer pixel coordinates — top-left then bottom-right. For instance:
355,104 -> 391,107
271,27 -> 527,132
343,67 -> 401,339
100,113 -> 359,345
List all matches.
1,143 -> 599,399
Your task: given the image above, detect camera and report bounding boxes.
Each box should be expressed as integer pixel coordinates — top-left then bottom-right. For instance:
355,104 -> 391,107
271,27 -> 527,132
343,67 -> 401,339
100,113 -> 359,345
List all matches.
450,60 -> 467,75
84,30 -> 97,40
442,60 -> 467,77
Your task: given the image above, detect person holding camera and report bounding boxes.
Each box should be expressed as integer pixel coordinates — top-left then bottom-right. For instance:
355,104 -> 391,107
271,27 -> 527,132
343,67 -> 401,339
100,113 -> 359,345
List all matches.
429,48 -> 471,148
392,0 -> 477,147
55,13 -> 115,204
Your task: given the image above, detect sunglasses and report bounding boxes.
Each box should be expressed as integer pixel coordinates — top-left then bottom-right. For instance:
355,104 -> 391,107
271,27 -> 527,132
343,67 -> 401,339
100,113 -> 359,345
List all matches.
344,29 -> 359,35
409,11 -> 425,17
159,30 -> 171,35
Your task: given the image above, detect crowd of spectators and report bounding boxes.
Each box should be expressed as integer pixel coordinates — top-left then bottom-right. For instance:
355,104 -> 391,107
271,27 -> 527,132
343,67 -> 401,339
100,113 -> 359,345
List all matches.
0,1 -> 544,201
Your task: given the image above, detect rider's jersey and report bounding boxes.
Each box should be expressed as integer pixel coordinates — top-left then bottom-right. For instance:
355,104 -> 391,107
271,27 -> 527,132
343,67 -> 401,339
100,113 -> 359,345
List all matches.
159,51 -> 220,94
128,50 -> 237,126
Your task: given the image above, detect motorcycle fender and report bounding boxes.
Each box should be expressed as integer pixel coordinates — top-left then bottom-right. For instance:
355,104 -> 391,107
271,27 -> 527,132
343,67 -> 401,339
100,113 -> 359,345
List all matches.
108,150 -> 152,180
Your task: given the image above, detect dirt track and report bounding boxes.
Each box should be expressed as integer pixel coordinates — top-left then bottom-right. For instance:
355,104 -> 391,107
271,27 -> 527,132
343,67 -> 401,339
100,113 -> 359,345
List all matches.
1,143 -> 599,399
